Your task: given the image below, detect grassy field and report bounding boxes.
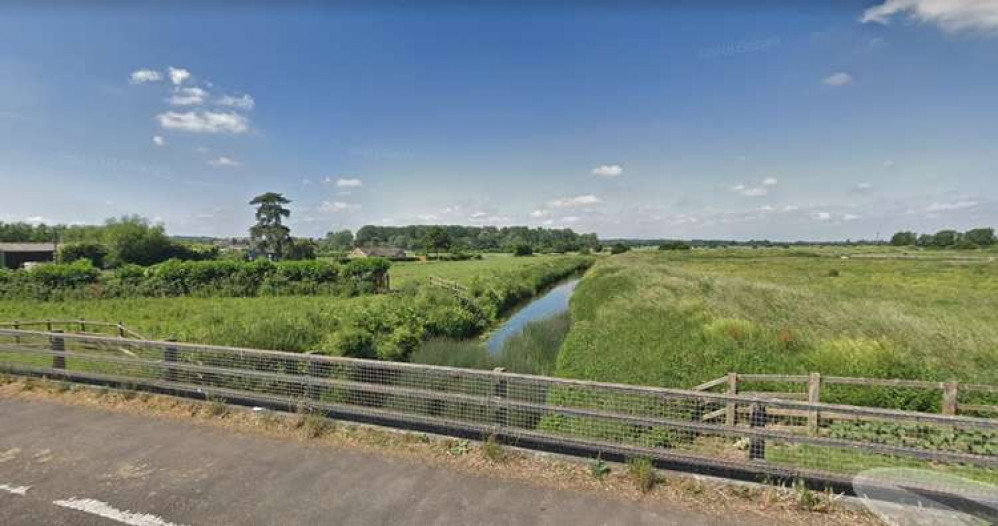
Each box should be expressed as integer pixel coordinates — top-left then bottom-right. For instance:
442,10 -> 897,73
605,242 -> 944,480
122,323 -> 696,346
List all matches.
555,248 -> 998,408
0,255 -> 592,358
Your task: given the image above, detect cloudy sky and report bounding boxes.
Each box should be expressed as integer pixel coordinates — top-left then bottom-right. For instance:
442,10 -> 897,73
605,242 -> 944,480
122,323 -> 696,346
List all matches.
1,1 -> 996,240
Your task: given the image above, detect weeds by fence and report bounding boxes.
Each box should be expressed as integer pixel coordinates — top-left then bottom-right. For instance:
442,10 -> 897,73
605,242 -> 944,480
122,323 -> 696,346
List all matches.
0,328 -> 995,502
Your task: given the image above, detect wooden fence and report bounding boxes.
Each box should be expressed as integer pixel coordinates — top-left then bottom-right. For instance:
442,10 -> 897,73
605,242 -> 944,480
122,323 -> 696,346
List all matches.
0,319 -> 145,340
693,372 -> 998,434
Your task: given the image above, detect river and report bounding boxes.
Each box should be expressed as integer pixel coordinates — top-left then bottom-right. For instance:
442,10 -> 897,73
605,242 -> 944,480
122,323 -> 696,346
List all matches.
486,277 -> 580,354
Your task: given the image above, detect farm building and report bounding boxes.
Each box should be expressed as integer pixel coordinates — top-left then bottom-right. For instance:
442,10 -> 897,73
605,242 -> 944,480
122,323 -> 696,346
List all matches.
0,242 -> 56,269
348,246 -> 407,260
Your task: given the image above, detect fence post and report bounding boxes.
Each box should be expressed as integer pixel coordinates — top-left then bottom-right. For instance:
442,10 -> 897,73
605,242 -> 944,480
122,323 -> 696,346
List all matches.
492,367 -> 508,430
46,320 -> 53,332
13,320 -> 19,345
164,339 -> 178,383
807,372 -> 821,435
748,402 -> 767,461
79,318 -> 86,334
306,355 -> 323,402
49,330 -> 65,371
117,321 -> 125,339
942,381 -> 959,415
725,372 -> 738,426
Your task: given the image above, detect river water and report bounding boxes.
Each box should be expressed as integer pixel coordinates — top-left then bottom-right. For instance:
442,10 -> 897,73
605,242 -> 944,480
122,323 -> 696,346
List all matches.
486,278 -> 580,354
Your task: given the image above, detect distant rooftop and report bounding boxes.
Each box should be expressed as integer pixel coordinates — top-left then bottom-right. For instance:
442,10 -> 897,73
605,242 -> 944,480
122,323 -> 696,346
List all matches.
0,242 -> 56,252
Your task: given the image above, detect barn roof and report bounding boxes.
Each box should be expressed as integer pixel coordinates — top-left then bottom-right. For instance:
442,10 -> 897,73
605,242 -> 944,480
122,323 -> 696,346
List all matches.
354,246 -> 406,257
0,242 -> 56,252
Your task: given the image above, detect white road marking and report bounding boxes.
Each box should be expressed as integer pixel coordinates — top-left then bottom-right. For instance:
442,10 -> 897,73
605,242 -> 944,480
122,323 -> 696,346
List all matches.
52,497 -> 186,526
0,483 -> 30,495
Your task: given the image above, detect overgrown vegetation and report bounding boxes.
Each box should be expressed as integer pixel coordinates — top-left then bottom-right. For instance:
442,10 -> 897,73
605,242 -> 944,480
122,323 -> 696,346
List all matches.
555,249 -> 998,410
0,258 -> 391,300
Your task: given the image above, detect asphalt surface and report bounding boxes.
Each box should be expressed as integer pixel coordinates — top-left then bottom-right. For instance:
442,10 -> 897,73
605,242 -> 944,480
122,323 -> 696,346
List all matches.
0,397 -> 755,525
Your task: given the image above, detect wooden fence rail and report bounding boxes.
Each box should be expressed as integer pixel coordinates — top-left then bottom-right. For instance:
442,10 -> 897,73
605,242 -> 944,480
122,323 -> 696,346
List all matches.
694,372 -> 998,432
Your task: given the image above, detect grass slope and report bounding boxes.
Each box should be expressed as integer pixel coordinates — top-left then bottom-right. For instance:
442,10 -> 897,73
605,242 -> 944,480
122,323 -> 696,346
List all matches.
556,249 -> 998,408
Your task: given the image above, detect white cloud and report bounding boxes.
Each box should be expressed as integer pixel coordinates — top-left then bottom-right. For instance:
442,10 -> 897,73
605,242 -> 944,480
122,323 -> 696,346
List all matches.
926,200 -> 978,212
530,209 -> 550,218
823,72 -> 853,86
216,94 -> 255,110
130,69 -> 162,84
168,86 -> 208,106
319,201 -> 361,213
168,66 -> 191,86
783,205 -> 801,212
883,160 -> 895,167
152,135 -> 165,147
811,211 -> 832,221
861,0 -> 998,34
156,111 -> 249,134
561,216 -> 581,223
470,211 -> 488,219
729,178 -> 774,197
335,178 -> 363,188
208,156 -> 240,167
547,195 -> 601,208
591,164 -> 624,177
843,214 -> 862,221
762,177 -> 779,186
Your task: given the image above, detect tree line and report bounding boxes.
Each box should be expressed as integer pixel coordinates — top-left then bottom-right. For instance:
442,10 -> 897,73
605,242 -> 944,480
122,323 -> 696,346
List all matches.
890,228 -> 995,249
324,225 -> 600,254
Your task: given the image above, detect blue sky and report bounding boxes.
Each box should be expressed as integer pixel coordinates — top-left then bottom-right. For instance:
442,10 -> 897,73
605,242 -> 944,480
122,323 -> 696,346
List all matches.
1,1 -> 996,240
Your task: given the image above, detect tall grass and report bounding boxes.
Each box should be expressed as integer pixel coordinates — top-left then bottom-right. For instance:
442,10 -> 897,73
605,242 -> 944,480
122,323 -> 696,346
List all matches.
411,311 -> 572,375
556,250 -> 998,409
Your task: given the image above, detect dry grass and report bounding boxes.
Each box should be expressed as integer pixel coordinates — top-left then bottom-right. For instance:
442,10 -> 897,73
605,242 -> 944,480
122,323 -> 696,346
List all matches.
0,376 -> 880,526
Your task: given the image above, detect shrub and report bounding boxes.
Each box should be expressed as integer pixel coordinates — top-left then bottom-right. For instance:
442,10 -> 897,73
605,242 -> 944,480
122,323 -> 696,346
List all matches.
627,457 -> 658,492
59,242 -> 109,268
658,240 -> 691,251
325,327 -> 377,359
512,244 -> 533,257
610,243 -> 630,255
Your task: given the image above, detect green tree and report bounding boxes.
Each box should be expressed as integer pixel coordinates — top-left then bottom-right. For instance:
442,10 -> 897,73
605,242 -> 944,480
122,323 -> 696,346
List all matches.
423,226 -> 451,257
964,228 -> 995,247
59,242 -> 109,268
321,229 -> 354,251
890,231 -> 918,246
931,230 -> 960,248
103,216 -> 175,267
285,238 -> 318,260
249,192 -> 292,260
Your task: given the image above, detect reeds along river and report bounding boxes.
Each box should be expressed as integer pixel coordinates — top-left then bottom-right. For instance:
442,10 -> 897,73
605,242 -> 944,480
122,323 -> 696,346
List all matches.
486,278 -> 580,354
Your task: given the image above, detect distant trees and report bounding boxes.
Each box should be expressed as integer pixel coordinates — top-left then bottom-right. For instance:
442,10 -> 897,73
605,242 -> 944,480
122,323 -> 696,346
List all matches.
658,240 -> 691,251
512,244 -> 533,257
353,225 -> 599,253
59,242 -> 108,268
890,231 -> 917,247
249,192 -> 292,260
423,226 -> 452,257
610,243 -> 630,255
890,227 -> 995,249
320,229 -> 354,252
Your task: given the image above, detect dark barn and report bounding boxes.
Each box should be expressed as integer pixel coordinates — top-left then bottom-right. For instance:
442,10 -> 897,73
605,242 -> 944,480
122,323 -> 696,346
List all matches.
0,243 -> 56,269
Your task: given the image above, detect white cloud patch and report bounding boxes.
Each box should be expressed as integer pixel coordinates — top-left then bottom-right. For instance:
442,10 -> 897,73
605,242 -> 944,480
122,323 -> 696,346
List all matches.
130,69 -> 162,84
861,0 -> 998,34
843,214 -> 862,221
208,156 -> 240,167
560,216 -> 581,223
168,66 -> 191,85
823,72 -> 853,86
156,111 -> 249,134
319,201 -> 361,213
547,195 -> 601,208
335,178 -> 363,188
530,209 -> 550,218
152,135 -> 165,147
216,94 -> 255,110
591,164 -> 624,177
729,177 -> 777,197
926,200 -> 978,212
811,211 -> 832,221
168,87 -> 208,106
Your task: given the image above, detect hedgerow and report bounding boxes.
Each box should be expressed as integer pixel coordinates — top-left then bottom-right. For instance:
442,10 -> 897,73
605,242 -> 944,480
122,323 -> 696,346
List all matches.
0,258 -> 391,300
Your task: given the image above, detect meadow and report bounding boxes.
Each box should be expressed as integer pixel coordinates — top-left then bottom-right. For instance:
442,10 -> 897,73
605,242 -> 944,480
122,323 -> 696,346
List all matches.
555,248 -> 998,409
0,255 -> 593,361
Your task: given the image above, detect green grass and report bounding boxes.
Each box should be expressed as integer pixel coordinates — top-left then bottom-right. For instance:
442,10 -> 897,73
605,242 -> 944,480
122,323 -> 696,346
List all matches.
555,249 -> 998,409
0,255 -> 592,359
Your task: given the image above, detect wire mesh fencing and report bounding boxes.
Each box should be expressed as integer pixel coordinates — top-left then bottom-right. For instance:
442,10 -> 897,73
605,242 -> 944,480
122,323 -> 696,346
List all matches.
0,328 -> 995,500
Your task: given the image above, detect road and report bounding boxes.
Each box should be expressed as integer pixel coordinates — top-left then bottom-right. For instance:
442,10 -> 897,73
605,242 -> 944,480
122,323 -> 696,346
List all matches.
0,397 -> 753,525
